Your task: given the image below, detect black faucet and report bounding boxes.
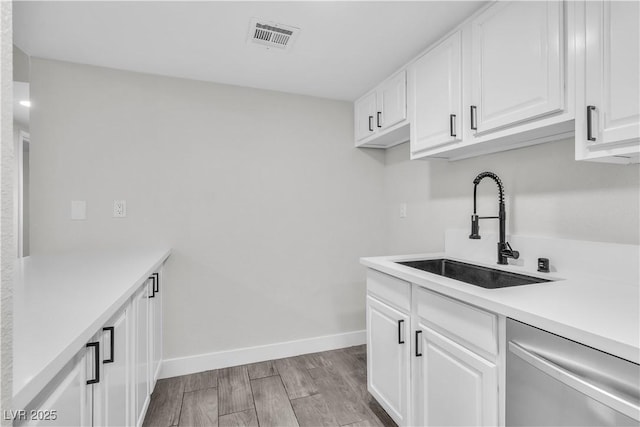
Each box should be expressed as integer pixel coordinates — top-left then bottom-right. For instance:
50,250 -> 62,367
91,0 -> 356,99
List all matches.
469,172 -> 519,265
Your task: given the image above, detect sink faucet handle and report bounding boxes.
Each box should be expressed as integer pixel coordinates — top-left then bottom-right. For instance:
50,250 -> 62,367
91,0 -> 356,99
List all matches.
504,242 -> 520,260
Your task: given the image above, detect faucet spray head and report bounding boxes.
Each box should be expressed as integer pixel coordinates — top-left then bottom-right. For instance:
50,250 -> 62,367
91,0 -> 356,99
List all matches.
469,214 -> 481,239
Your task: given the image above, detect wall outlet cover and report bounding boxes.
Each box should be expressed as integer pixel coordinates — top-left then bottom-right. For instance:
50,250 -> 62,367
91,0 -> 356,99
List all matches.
113,200 -> 126,218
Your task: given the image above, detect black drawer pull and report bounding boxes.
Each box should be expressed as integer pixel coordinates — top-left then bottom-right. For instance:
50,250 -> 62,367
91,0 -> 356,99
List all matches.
103,327 -> 114,363
152,272 -> 159,293
377,111 -> 382,128
450,114 -> 457,137
587,105 -> 596,142
398,319 -> 405,344
368,116 -> 374,132
86,341 -> 100,384
415,330 -> 423,357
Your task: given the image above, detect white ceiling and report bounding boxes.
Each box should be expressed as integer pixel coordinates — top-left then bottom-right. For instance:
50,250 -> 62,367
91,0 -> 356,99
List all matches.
13,1 -> 485,101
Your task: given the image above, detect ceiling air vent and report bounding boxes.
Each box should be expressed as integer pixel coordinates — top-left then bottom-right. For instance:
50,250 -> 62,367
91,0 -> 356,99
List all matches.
248,18 -> 300,51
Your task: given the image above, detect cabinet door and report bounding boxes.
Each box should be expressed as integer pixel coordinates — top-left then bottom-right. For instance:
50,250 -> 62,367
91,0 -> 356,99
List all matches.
379,71 -> 407,130
20,353 -> 91,426
584,0 -> 640,147
366,295 -> 411,426
471,1 -> 563,134
410,31 -> 462,154
413,324 -> 498,427
355,92 -> 377,141
95,309 -> 129,427
149,272 -> 162,389
134,283 -> 150,426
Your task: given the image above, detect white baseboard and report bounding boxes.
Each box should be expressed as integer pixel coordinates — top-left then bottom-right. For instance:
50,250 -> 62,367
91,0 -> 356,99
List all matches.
159,330 -> 366,379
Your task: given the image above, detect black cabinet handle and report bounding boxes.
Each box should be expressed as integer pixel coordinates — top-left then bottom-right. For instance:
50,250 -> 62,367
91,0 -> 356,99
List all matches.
86,341 -> 100,384
368,116 -> 374,132
450,114 -> 457,137
103,327 -> 114,363
376,112 -> 382,128
470,105 -> 477,130
415,330 -> 422,357
398,320 -> 405,344
152,272 -> 159,293
149,278 -> 155,298
587,105 -> 596,141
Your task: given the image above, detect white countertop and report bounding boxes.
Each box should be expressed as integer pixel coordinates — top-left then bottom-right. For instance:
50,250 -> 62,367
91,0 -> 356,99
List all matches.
361,252 -> 640,364
13,247 -> 171,410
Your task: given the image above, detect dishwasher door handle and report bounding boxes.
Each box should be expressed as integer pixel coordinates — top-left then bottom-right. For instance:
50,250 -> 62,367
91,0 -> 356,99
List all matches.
509,341 -> 640,421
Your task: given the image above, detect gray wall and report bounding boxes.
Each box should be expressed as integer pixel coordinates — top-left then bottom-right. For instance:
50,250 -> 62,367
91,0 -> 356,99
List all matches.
29,58 -> 386,360
29,57 -> 639,361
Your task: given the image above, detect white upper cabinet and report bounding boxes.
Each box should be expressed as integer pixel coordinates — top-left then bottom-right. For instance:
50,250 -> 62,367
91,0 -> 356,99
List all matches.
379,71 -> 407,131
470,1 -> 564,134
355,70 -> 409,148
409,31 -> 462,157
355,92 -> 378,141
576,0 -> 640,163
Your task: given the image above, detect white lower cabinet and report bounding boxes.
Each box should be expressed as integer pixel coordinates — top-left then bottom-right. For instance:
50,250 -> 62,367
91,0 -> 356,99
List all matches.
20,353 -> 91,426
149,271 -> 163,390
96,309 -> 130,427
134,280 -> 151,427
413,322 -> 498,427
19,269 -> 164,427
366,269 -> 500,427
366,295 -> 411,425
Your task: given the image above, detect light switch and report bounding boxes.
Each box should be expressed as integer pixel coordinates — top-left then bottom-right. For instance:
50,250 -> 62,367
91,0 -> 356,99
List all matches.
400,203 -> 407,218
71,200 -> 87,220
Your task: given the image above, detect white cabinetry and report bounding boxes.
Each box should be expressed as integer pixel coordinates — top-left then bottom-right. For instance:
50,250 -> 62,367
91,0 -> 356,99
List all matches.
366,270 -> 411,426
411,1 -> 573,160
149,272 -> 163,389
355,71 -> 408,148
414,326 -> 498,427
409,31 -> 462,157
355,92 -> 378,141
470,1 -> 564,134
96,309 -> 130,427
134,281 -> 151,426
378,71 -> 407,132
20,268 -> 164,427
365,268 -> 500,427
575,0 -> 640,163
19,354 -> 91,426
412,286 -> 498,426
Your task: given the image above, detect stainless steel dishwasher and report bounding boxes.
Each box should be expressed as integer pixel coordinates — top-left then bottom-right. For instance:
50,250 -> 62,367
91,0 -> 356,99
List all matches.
506,319 -> 640,426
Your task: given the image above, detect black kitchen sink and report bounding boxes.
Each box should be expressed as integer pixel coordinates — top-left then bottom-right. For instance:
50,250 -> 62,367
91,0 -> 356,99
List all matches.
396,258 -> 551,289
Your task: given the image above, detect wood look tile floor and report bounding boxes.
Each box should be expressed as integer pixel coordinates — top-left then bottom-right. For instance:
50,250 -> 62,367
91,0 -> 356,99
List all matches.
143,345 -> 397,427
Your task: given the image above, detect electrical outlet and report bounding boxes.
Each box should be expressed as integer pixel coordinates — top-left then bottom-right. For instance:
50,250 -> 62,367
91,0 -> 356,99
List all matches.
400,203 -> 407,218
113,200 -> 126,218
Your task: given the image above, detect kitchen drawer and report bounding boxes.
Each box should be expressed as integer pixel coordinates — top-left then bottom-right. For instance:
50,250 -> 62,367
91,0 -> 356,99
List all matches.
414,286 -> 498,358
367,269 -> 411,312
